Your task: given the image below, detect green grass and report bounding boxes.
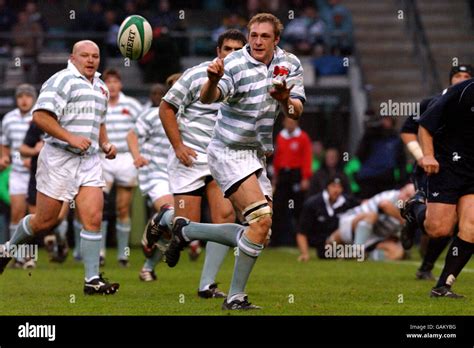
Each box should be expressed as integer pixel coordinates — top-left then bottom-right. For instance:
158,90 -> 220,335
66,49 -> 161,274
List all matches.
0,247 -> 473,315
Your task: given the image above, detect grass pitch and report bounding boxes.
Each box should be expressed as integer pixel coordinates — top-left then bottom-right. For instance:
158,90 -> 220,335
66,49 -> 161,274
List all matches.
0,247 -> 472,315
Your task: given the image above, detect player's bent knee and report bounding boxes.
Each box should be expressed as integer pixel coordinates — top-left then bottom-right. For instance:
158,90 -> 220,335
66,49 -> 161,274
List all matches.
32,215 -> 59,234
243,200 -> 272,225
425,220 -> 452,238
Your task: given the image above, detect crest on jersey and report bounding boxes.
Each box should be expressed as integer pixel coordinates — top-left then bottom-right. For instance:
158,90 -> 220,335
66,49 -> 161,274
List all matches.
273,66 -> 289,78
99,86 -> 109,98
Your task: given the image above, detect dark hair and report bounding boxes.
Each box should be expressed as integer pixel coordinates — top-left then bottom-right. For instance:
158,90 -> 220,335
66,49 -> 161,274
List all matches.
217,29 -> 247,50
102,68 -> 121,81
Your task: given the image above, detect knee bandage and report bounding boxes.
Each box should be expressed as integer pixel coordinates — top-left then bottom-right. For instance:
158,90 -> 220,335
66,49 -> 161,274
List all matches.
242,200 -> 272,225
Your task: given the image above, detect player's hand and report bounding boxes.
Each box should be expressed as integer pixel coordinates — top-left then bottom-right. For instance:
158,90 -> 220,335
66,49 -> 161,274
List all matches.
269,80 -> 294,102
300,178 -> 310,191
419,155 -> 439,175
174,143 -> 197,167
102,142 -> 117,160
298,253 -> 310,262
23,157 -> 31,169
207,58 -> 224,84
133,154 -> 149,168
68,135 -> 91,152
0,156 -> 10,170
34,140 -> 44,155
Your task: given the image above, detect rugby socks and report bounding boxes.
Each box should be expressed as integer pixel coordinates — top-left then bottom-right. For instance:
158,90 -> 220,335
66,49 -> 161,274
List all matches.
116,221 -> 130,260
9,224 -> 18,240
419,236 -> 451,272
199,242 -> 229,291
228,233 -> 264,301
9,216 -> 33,246
143,248 -> 163,272
54,219 -> 68,245
159,209 -> 174,231
181,221 -> 245,247
354,221 -> 372,245
80,229 -> 101,281
436,236 -> 474,288
100,220 -> 108,258
73,219 -> 82,259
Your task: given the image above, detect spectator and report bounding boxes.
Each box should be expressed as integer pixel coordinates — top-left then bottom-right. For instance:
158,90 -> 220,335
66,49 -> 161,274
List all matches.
356,117 -> 407,199
0,0 -> 15,54
151,0 -> 176,29
297,175 -> 359,260
75,0 -> 107,32
312,140 -> 325,172
211,13 -> 247,43
282,5 -> 326,55
327,7 -> 353,55
104,9 -> 120,57
25,1 -> 47,31
316,0 -> 353,54
309,146 -> 350,195
271,116 -> 313,246
312,45 -> 347,77
11,10 -> 43,58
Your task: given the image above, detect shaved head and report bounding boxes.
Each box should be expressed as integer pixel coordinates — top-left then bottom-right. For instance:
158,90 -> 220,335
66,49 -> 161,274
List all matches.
72,40 -> 99,54
70,40 -> 100,82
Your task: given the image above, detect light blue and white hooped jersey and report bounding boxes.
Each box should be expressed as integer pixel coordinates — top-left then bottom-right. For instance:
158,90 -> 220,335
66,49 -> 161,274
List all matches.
215,44 -> 306,152
32,60 -> 109,154
133,106 -> 170,193
0,108 -> 33,173
162,60 -> 220,156
104,92 -> 142,153
341,190 -> 400,218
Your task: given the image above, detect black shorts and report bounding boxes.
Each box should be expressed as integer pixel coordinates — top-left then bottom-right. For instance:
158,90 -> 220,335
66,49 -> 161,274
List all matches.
27,175 -> 37,206
426,162 -> 474,204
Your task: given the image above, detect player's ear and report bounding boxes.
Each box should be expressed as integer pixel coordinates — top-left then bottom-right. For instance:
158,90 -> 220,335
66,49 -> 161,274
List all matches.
274,35 -> 280,48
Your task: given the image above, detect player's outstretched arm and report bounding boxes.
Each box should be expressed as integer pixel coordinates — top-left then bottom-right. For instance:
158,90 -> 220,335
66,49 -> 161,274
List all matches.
296,233 -> 310,262
33,110 -> 91,152
126,129 -> 148,168
200,58 -> 224,104
270,80 -> 303,120
418,125 -> 439,175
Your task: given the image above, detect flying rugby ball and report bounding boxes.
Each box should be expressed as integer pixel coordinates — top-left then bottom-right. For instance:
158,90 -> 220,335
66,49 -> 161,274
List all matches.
117,15 -> 152,60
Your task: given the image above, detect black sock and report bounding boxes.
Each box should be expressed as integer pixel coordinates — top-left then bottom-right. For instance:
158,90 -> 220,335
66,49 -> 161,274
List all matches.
436,236 -> 474,288
413,203 -> 426,233
419,236 -> 451,272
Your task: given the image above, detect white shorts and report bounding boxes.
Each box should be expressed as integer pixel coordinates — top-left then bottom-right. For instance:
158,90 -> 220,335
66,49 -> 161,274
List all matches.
339,214 -> 355,244
144,179 -> 171,203
101,152 -> 138,188
36,143 -> 106,202
167,151 -> 212,194
207,139 -> 273,199
9,170 -> 30,195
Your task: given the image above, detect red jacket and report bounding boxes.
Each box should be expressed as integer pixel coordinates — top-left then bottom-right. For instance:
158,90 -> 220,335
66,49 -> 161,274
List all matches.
273,127 -> 313,180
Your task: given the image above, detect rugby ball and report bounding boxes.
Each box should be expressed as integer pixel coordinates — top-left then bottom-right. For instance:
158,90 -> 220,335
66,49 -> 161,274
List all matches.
117,15 -> 152,60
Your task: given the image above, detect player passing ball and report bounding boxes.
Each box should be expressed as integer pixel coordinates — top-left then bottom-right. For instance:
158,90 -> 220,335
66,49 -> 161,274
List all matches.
163,13 -> 306,310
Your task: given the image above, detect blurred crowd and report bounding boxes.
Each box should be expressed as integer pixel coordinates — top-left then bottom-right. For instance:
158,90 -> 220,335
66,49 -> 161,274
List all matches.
269,111 -> 409,251
0,0 -> 353,84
